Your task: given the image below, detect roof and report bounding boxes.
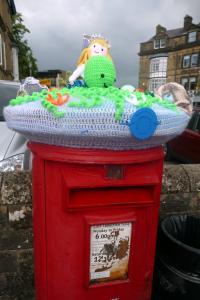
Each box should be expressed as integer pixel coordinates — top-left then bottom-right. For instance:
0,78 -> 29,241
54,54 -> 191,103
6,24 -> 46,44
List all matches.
147,27 -> 185,42
147,22 -> 200,43
166,28 -> 185,38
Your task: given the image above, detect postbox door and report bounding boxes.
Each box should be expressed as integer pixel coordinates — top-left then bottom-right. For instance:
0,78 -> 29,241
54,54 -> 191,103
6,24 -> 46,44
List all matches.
43,161 -> 160,300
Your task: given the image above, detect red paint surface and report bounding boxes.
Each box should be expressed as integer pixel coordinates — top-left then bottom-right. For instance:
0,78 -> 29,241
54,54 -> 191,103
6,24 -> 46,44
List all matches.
167,109 -> 200,163
169,128 -> 200,163
29,142 -> 164,300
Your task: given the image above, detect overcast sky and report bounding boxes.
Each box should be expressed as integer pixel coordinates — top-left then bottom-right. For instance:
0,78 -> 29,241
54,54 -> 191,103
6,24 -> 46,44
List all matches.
15,0 -> 200,86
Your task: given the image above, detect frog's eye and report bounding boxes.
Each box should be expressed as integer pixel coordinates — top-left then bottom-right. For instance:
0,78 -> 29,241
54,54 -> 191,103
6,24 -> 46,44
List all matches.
101,48 -> 104,51
93,44 -> 96,48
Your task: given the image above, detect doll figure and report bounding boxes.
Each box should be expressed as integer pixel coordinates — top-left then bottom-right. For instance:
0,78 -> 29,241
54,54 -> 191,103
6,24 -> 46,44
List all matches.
68,34 -> 112,85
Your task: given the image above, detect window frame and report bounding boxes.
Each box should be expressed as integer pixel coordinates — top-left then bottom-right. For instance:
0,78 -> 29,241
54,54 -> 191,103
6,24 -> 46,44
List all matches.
189,76 -> 197,91
182,55 -> 190,68
149,77 -> 166,91
150,57 -> 168,75
151,58 -> 160,72
154,39 -> 160,49
188,31 -> 197,43
190,53 -> 199,67
154,38 -> 166,49
160,39 -> 166,48
181,76 -> 197,91
181,77 -> 189,90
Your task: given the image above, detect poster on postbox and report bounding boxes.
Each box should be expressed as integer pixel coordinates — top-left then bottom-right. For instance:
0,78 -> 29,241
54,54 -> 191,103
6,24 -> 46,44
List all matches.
90,222 -> 132,284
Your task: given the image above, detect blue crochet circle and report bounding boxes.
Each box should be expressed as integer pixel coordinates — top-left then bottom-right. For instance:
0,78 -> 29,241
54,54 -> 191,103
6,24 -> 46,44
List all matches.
129,108 -> 158,140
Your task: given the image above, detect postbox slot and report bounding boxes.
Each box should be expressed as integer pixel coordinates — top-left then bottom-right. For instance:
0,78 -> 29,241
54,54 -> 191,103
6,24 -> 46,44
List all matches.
61,163 -> 160,188
67,186 -> 154,210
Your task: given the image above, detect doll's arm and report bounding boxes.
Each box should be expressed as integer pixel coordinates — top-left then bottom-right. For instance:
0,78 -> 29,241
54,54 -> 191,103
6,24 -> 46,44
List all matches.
69,64 -> 85,84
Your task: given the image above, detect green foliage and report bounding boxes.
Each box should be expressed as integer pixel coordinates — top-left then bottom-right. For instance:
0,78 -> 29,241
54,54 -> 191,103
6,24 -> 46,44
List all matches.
12,13 -> 38,79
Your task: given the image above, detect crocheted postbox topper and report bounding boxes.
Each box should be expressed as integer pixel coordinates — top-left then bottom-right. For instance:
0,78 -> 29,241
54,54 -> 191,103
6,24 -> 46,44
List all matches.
3,33 -> 192,151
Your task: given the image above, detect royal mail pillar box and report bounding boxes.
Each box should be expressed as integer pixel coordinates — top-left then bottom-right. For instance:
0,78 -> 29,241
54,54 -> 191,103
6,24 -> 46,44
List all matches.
29,142 -> 164,300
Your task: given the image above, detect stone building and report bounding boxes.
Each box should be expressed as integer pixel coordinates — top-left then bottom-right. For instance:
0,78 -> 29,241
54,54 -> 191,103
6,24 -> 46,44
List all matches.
0,0 -> 18,81
138,15 -> 200,92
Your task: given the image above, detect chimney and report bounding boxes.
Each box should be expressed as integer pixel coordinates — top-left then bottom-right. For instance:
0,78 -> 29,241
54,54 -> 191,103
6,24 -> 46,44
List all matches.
184,15 -> 193,31
156,25 -> 167,35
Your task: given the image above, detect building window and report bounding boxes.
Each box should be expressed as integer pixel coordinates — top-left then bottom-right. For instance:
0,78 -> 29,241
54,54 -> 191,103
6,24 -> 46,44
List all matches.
183,55 -> 190,68
0,34 -> 2,66
191,53 -> 198,67
154,40 -> 160,49
181,78 -> 189,90
154,39 -> 166,49
190,77 -> 197,90
149,57 -> 167,91
150,57 -> 168,78
188,31 -> 197,43
151,58 -> 160,72
160,39 -> 166,48
149,78 -> 166,91
181,77 -> 197,91
183,54 -> 199,68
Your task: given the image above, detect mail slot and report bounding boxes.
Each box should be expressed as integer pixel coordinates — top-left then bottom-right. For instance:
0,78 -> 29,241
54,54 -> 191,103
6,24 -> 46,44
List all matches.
29,142 -> 164,300
67,186 -> 154,210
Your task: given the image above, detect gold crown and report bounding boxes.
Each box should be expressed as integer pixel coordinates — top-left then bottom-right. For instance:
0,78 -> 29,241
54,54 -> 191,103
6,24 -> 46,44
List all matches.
83,33 -> 111,48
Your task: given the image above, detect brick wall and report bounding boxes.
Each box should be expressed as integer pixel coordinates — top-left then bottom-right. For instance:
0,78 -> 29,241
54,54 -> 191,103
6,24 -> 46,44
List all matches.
0,165 -> 200,299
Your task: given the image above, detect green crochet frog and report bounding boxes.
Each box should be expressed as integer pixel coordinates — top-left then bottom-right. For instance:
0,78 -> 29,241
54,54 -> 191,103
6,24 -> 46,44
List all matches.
84,56 -> 116,88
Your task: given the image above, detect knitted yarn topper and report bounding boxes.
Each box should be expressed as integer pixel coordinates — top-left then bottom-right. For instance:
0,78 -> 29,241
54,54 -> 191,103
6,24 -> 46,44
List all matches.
84,56 -> 116,88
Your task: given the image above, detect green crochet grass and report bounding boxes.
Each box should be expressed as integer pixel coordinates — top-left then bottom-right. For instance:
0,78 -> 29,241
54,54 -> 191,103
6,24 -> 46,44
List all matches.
84,56 -> 116,88
9,86 -> 178,121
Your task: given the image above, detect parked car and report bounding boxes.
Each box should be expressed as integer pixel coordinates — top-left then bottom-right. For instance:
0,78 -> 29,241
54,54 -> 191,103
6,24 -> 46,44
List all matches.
192,92 -> 200,108
166,108 -> 200,163
0,80 -> 31,171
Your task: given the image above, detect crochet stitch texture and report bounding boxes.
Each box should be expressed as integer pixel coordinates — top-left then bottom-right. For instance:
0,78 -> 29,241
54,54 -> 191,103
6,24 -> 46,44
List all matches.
84,56 -> 116,88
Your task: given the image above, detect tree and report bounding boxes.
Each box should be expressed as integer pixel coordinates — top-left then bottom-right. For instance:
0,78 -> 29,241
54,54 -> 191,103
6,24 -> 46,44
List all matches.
12,13 -> 38,79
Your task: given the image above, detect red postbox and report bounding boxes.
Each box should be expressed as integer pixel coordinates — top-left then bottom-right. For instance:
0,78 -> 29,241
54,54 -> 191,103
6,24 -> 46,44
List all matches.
29,142 -> 164,300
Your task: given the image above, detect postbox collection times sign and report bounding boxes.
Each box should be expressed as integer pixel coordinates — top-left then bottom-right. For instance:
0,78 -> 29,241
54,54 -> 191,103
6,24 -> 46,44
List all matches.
90,222 -> 132,284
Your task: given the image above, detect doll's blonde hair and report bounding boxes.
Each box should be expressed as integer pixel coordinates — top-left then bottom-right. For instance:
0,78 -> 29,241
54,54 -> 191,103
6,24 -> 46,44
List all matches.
77,38 -> 112,66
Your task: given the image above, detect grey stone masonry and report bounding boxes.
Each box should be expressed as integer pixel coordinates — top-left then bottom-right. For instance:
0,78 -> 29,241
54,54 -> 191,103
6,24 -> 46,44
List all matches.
161,164 -> 200,217
0,164 -> 200,299
0,172 -> 34,300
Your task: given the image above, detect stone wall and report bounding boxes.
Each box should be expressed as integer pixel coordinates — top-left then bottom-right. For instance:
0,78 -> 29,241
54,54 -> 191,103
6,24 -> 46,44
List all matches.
0,172 -> 33,300
0,165 -> 200,299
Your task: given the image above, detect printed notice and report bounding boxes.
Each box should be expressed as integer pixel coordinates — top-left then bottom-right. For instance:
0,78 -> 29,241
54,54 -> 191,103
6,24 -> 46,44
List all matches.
90,222 -> 132,284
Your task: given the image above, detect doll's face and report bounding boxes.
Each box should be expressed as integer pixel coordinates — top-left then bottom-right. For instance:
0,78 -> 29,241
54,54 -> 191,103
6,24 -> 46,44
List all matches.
89,43 -> 107,57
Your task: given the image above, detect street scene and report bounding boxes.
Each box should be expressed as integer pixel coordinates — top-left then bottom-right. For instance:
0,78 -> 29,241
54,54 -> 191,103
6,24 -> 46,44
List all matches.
0,0 -> 200,299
